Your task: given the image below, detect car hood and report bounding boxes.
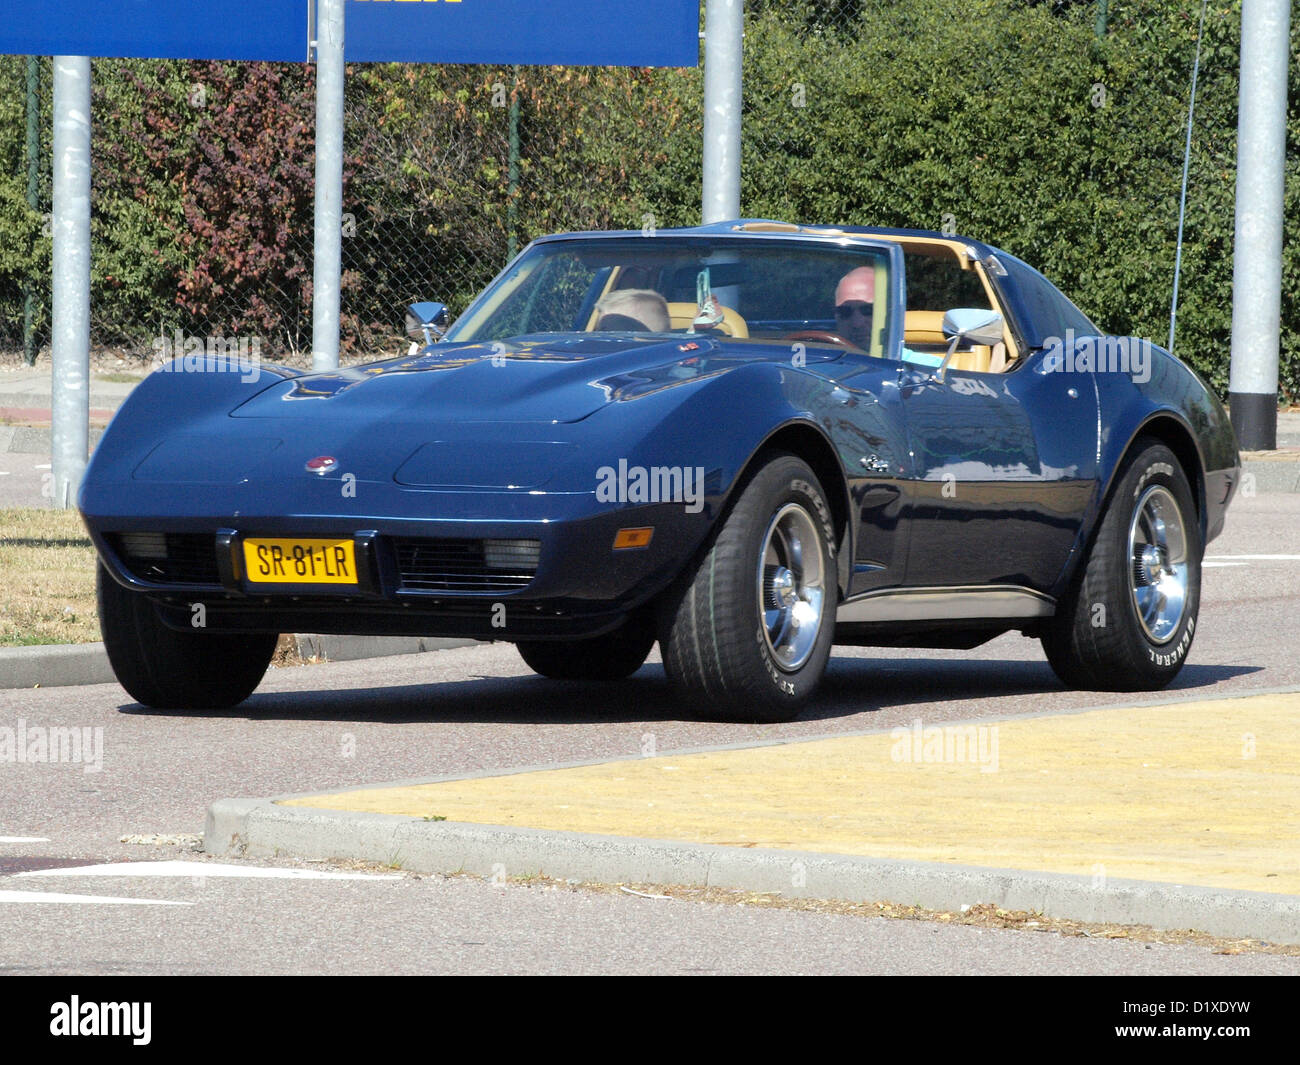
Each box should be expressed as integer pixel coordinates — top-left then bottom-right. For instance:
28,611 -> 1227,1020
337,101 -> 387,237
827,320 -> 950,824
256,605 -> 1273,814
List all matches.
229,333 -> 842,424
81,331 -> 843,502
230,335 -> 685,423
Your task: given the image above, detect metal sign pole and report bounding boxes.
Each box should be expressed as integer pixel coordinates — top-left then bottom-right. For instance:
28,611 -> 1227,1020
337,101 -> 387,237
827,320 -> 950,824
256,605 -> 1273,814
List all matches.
701,0 -> 742,225
1229,0 -> 1290,450
312,0 -> 345,371
50,55 -> 91,509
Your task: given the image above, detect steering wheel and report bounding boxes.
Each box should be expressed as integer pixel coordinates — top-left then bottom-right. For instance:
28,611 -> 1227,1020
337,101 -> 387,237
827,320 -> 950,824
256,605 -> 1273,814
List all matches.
783,330 -> 866,352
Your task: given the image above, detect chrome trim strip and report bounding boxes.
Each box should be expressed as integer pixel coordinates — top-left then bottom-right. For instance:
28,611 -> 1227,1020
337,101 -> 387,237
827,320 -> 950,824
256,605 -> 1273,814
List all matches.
835,585 -> 1056,624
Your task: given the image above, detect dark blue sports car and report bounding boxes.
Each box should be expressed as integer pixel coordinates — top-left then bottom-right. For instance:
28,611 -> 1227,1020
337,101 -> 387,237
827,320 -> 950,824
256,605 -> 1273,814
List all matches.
80,221 -> 1241,721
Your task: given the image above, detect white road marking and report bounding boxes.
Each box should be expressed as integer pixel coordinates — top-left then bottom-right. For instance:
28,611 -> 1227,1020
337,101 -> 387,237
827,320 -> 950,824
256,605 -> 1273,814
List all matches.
1203,562 -> 1245,568
0,889 -> 192,906
33,463 -> 50,470
0,837 -> 51,843
1201,559 -> 1300,566
15,859 -> 400,880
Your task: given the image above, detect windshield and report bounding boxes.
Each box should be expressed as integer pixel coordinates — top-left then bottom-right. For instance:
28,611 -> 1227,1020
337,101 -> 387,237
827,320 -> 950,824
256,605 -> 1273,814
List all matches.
445,236 -> 895,358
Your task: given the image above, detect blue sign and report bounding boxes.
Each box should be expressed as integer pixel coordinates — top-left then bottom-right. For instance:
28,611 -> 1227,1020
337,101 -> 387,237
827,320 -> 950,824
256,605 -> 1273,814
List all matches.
347,1 -> 700,67
0,1 -> 308,62
0,1 -> 700,67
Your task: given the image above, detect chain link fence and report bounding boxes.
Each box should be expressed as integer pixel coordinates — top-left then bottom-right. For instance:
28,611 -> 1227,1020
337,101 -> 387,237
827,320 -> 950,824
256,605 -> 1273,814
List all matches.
0,54 -> 51,364
0,51 -> 705,368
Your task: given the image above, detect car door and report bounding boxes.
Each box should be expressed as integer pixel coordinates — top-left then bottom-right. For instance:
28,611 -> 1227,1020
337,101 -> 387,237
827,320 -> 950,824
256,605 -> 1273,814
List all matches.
898,343 -> 1099,595
812,352 -> 911,597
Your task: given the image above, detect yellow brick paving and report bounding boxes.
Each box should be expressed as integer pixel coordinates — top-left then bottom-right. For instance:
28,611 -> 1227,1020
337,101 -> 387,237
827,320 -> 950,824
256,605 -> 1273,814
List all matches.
284,693 -> 1300,895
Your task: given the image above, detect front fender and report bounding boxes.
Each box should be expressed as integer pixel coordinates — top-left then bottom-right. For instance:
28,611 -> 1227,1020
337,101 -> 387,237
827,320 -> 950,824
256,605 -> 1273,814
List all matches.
79,357 -> 300,513
547,359 -> 844,563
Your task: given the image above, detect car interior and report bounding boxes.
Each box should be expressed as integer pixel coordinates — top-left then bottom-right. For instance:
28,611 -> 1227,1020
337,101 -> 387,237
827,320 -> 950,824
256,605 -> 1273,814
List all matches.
581,236 -> 1019,373
893,238 -> 1018,373
582,252 -> 891,359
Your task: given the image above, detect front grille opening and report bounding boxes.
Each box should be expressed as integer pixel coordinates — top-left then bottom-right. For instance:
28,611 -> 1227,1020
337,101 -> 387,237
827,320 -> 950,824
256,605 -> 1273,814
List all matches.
111,532 -> 220,586
394,537 -> 540,592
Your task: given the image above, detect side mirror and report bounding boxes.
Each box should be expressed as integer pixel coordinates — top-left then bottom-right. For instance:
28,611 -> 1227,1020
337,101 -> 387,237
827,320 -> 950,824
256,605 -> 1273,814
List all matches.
405,301 -> 449,346
935,308 -> 1004,381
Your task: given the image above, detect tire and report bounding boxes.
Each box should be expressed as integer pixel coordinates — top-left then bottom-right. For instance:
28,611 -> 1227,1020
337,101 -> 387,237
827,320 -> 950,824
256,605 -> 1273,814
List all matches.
1042,438 -> 1202,691
516,610 -> 656,681
97,564 -> 277,709
658,452 -> 836,722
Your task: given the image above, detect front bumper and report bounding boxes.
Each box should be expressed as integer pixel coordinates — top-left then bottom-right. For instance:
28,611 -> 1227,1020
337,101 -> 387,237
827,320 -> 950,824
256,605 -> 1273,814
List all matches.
85,498 -> 712,641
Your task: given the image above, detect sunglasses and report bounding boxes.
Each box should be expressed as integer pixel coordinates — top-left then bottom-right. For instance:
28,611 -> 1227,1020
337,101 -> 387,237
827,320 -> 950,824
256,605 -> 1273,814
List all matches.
835,302 -> 873,320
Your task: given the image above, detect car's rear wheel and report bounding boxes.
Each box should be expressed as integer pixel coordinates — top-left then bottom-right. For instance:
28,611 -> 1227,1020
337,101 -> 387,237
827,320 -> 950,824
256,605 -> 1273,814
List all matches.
1042,439 -> 1202,690
516,610 -> 656,680
658,452 -> 836,722
97,565 -> 277,709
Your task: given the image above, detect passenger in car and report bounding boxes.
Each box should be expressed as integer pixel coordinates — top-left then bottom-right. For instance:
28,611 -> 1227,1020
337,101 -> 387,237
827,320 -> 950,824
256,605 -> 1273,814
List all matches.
594,289 -> 671,332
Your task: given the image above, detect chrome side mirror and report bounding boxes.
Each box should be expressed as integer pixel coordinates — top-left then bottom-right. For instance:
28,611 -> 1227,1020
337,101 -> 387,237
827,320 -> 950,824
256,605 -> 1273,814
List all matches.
935,308 -> 1004,381
405,301 -> 449,346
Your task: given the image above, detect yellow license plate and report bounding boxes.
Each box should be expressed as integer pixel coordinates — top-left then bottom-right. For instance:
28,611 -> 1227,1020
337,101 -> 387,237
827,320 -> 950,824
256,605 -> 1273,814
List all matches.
243,538 -> 358,585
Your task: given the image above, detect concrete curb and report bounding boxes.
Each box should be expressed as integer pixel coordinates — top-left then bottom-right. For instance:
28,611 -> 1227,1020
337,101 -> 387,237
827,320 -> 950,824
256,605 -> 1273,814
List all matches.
0,642 -> 117,690
204,796 -> 1300,945
292,634 -> 478,664
0,634 -> 480,690
1,424 -> 106,454
1241,455 -> 1300,493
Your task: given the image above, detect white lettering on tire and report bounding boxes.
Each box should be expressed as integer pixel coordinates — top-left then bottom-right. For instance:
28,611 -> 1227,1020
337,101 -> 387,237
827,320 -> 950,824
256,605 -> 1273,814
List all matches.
1133,461 -> 1175,501
1147,613 -> 1195,665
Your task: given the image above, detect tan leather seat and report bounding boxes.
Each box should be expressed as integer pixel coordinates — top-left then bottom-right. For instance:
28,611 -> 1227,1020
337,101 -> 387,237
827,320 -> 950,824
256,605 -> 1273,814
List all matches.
904,310 -> 995,373
903,310 -> 947,346
666,301 -> 749,338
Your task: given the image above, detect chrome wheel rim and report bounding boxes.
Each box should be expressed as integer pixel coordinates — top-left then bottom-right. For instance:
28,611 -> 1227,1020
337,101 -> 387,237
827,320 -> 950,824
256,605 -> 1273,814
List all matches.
1127,485 -> 1189,645
758,503 -> 826,671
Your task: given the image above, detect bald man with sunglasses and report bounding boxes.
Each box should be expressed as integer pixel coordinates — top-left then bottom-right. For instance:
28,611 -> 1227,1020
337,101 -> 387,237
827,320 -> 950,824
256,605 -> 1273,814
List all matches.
833,266 -> 876,350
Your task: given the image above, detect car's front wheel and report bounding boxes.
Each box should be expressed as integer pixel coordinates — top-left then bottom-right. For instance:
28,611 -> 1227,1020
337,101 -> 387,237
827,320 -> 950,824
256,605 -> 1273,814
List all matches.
658,452 -> 836,722
97,565 -> 277,709
516,610 -> 657,681
1042,438 -> 1202,690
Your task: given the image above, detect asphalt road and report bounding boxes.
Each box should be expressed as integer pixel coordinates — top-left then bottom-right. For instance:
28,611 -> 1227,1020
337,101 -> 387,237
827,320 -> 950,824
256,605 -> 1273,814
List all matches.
1,491 -> 1298,975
